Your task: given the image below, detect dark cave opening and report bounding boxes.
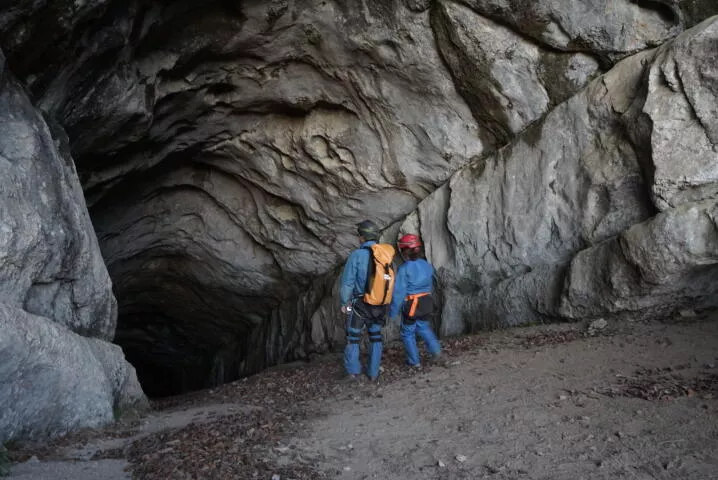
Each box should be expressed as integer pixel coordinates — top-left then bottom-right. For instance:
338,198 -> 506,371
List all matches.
82,161 -> 291,398
116,309 -> 259,398
102,229 -> 342,398
107,257 -> 334,398
108,269 -> 279,398
121,343 -> 216,399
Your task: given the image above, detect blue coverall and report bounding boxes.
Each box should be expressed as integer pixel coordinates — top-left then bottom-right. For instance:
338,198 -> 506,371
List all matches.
339,240 -> 385,379
389,258 -> 441,366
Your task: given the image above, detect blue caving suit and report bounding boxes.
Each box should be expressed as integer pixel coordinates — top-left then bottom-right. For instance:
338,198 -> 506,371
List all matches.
339,240 -> 386,379
389,258 -> 441,366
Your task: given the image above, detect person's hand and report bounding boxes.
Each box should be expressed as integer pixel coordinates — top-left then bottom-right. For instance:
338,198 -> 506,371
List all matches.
341,305 -> 347,314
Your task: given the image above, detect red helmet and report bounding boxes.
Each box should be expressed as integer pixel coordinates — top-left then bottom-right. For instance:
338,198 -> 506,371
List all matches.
398,233 -> 422,250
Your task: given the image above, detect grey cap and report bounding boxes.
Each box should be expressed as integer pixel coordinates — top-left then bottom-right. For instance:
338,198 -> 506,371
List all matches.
356,219 -> 380,239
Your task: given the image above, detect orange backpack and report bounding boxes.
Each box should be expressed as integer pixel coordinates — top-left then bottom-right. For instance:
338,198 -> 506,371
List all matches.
362,244 -> 396,306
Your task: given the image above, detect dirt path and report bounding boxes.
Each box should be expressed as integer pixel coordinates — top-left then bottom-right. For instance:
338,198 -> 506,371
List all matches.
7,314 -> 718,479
298,318 -> 718,479
6,404 -> 253,480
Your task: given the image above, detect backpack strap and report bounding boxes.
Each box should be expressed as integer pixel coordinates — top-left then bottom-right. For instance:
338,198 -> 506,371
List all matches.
405,292 -> 431,317
361,245 -> 375,296
380,258 -> 391,304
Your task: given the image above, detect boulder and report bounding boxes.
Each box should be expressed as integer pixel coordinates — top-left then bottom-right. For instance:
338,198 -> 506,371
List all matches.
0,49 -> 147,443
0,50 -> 115,338
0,304 -> 147,444
560,200 -> 718,318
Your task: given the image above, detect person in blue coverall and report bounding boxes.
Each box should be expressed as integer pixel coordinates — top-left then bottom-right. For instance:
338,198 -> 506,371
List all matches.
339,220 -> 388,381
389,233 -> 443,367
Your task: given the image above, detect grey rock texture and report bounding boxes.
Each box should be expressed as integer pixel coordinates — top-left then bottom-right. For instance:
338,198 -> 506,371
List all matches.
0,0 -> 113,82
434,49 -> 657,333
399,17 -> 718,334
560,200 -> 718,319
453,0 -> 716,62
681,0 -> 718,27
0,51 -> 115,338
0,49 -> 147,443
0,303 -> 147,444
432,1 -> 602,143
623,16 -> 718,210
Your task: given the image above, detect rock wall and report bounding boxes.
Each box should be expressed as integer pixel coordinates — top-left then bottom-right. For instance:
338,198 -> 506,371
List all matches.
0,304 -> 146,443
5,0 -> 489,393
0,49 -> 147,444
396,16 -> 718,335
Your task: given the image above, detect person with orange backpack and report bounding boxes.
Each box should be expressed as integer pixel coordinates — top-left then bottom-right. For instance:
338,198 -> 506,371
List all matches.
389,233 -> 443,368
339,220 -> 396,382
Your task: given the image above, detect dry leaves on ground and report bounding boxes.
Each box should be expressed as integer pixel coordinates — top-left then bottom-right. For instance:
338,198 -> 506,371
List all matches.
521,330 -> 582,348
601,365 -> 718,401
104,342 -> 455,479
7,331 -> 490,479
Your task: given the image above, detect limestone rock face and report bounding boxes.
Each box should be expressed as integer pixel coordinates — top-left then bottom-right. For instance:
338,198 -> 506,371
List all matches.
0,51 -> 115,338
453,0 -> 694,61
625,18 -> 718,210
432,1 -> 602,143
0,49 -> 147,443
0,304 -> 146,444
575,16 -> 718,318
400,17 -> 718,334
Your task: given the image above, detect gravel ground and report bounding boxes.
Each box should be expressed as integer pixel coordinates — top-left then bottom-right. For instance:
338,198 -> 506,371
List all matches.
7,313 -> 718,480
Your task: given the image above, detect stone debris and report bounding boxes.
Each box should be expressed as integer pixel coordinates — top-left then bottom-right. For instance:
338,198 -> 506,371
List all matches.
587,318 -> 608,336
600,367 -> 718,401
522,330 -> 581,348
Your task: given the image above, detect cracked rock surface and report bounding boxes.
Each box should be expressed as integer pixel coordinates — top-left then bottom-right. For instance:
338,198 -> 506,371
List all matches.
398,17 -> 718,335
0,50 -> 147,444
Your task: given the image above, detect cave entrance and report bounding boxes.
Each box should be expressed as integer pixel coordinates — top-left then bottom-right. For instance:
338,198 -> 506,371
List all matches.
115,311 -> 257,398
109,274 -> 277,398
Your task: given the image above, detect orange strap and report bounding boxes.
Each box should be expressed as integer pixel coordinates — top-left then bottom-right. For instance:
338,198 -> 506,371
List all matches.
406,292 -> 430,317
